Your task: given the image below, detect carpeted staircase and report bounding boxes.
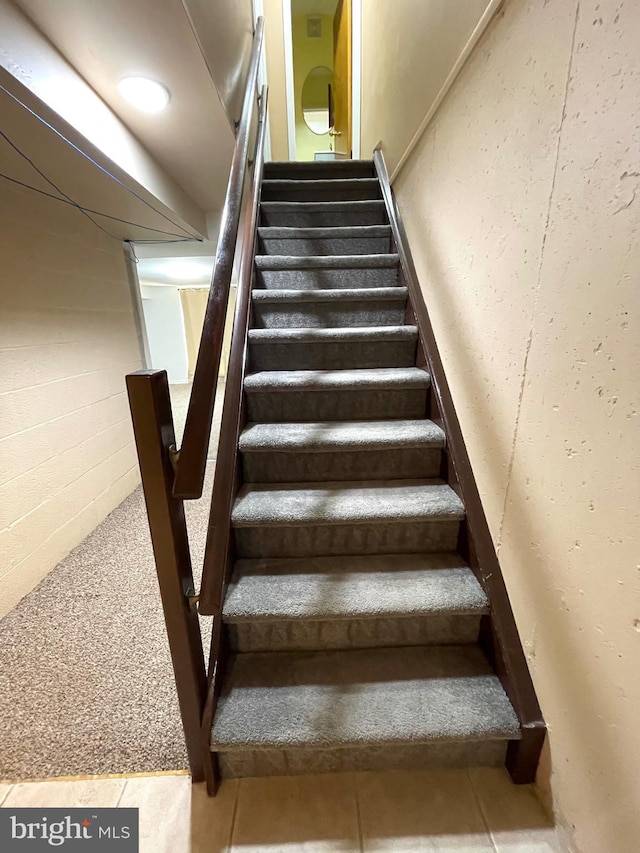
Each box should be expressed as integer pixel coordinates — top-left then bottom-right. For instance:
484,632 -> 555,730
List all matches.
209,159 -> 521,777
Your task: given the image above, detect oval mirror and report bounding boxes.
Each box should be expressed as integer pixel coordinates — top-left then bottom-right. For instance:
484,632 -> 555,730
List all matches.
302,65 -> 333,135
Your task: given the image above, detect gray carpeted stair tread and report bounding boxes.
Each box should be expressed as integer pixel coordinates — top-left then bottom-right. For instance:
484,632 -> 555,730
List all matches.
231,479 -> 465,528
251,287 -> 406,303
261,179 -> 382,201
263,179 -> 379,188
261,201 -> 385,214
252,295 -> 406,328
239,419 -> 444,453
223,553 -> 488,622
258,226 -> 393,257
244,369 -> 429,422
258,225 -> 391,239
247,326 -> 419,371
244,366 -> 429,393
262,179 -> 381,190
255,253 -> 399,270
239,418 -> 444,483
260,200 -> 388,227
263,160 -> 375,180
248,325 -> 417,344
210,645 -> 520,750
255,259 -> 399,293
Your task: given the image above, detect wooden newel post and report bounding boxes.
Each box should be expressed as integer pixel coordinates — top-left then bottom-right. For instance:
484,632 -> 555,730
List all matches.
126,369 -> 211,783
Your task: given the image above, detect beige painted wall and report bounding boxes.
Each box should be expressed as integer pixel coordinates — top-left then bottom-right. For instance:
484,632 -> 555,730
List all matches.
360,0 -> 491,170
361,0 -> 640,850
263,0 -> 290,161
0,180 -> 143,618
182,0 -> 254,126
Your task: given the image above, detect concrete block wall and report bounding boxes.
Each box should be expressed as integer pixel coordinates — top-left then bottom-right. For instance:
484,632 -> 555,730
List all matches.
0,180 -> 143,617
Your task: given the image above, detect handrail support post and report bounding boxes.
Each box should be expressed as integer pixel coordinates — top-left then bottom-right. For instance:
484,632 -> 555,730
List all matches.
126,369 -> 215,786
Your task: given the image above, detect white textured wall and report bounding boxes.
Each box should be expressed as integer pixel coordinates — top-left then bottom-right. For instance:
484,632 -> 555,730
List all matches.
140,285 -> 189,384
0,181 -> 143,618
363,0 -> 640,851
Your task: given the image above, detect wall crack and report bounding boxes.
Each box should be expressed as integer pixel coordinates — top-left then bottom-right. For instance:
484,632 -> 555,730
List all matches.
496,0 -> 581,551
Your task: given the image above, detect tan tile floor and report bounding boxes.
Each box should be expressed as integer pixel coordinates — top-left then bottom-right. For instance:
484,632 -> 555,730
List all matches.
0,768 -> 570,852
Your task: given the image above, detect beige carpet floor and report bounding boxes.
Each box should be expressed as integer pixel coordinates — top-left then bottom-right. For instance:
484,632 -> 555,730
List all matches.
0,382 -> 223,780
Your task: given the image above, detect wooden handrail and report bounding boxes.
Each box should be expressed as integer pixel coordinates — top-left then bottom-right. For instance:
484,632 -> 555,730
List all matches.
173,17 -> 265,499
198,87 -> 269,616
373,148 -> 546,783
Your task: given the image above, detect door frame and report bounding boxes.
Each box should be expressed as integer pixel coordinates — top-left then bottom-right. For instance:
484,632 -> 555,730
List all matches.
350,0 -> 361,158
281,0 -> 361,160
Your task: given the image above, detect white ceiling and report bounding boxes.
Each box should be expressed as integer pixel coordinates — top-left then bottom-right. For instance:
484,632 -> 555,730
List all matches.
0,78 -> 204,242
12,0 -> 240,214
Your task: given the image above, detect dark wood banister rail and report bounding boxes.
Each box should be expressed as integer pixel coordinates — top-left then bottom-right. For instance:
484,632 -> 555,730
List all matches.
373,148 -> 546,783
126,21 -> 266,789
197,95 -> 268,788
199,86 -> 268,615
173,16 -> 265,500
199,87 -> 269,791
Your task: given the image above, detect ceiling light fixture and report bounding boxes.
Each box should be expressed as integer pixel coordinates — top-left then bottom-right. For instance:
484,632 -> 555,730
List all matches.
118,77 -> 170,114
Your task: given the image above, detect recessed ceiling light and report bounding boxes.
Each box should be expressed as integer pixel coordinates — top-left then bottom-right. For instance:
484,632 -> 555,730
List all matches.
118,77 -> 170,114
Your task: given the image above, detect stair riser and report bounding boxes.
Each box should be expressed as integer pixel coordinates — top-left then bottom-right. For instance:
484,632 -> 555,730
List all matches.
245,388 -> 428,422
234,519 -> 460,559
253,302 -> 406,329
262,182 -> 382,202
227,613 -> 481,653
249,339 -> 417,371
264,162 -> 376,180
258,236 -> 393,256
260,207 -> 388,227
255,267 -> 398,290
241,448 -> 442,483
216,739 -> 509,778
